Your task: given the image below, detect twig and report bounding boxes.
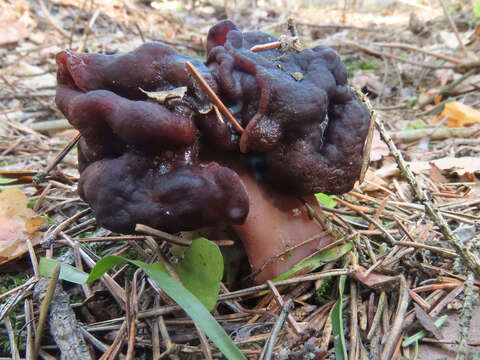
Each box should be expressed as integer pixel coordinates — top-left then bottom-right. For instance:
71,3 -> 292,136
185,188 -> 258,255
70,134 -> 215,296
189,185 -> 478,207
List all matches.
439,0 -> 468,58
195,323 -> 213,360
247,231 -> 329,280
185,61 -> 244,133
391,124 -> 480,143
69,0 -> 89,48
30,119 -> 73,133
457,273 -> 476,359
261,299 -> 294,360
37,0 -> 69,38
373,42 -> 462,64
287,17 -> 303,51
339,40 -> 453,69
251,41 -> 282,52
135,224 -> 191,246
417,68 -> 478,108
43,208 -> 91,245
373,109 -> 480,277
296,20 -> 381,32
266,281 -> 302,335
357,212 -> 396,244
34,264 -> 61,358
3,317 -> 20,360
218,269 -> 354,300
366,291 -> 385,340
359,90 -> 375,183
380,276 -> 409,360
395,241 -> 457,258
24,300 -> 34,360
98,320 -> 127,360
33,132 -> 81,184
125,272 -> 139,360
78,5 -> 101,53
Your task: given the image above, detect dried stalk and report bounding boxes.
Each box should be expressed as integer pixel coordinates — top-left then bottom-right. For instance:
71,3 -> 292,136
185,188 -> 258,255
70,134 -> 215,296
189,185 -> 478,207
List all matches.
374,112 -> 480,277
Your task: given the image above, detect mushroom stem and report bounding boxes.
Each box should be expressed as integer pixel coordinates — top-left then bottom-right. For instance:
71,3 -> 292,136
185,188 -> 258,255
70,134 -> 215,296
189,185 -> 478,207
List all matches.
232,167 -> 334,283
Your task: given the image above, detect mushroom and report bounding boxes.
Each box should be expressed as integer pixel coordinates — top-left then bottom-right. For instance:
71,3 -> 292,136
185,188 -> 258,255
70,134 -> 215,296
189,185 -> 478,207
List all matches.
55,21 -> 370,283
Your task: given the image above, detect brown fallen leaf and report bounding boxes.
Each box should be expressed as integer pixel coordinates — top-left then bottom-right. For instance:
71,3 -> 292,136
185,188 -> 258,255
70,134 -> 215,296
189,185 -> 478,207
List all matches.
0,12 -> 33,46
352,70 -> 391,97
369,130 -> 389,162
408,156 -> 480,176
354,265 -> 398,291
414,303 -> 443,340
0,188 -> 45,264
434,101 -> 480,127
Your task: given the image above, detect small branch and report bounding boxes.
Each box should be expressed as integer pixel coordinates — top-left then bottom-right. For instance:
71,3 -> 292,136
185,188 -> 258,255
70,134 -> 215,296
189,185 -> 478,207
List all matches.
37,0 -> 69,38
266,280 -> 302,335
247,231 -> 330,280
251,41 -> 282,52
380,276 -> 409,360
69,0 -> 89,48
457,273 -> 476,359
373,42 -> 463,64
439,0 -> 468,58
34,132 -> 81,184
3,317 -> 20,360
185,61 -> 244,133
374,113 -> 480,277
24,299 -> 34,360
34,264 -> 61,358
417,68 -> 478,108
287,17 -> 303,52
366,291 -> 386,340
135,223 -> 191,246
391,124 -> 480,143
261,299 -> 294,360
339,40 -> 453,69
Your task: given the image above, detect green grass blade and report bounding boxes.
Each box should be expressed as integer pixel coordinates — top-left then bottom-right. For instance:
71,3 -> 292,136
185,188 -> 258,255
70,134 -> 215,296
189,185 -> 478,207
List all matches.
332,272 -> 348,360
87,256 -> 246,360
39,257 -> 89,284
402,315 -> 448,347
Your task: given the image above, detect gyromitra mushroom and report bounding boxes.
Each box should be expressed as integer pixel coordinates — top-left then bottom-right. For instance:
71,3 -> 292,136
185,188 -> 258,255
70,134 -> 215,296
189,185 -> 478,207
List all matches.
55,21 -> 370,283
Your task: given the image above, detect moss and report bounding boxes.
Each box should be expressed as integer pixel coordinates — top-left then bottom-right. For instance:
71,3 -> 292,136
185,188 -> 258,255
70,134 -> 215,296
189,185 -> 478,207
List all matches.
343,57 -> 379,78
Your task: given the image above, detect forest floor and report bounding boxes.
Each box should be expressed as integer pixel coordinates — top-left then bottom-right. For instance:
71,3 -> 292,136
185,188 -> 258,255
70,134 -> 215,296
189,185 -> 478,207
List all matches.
1,0 -> 480,359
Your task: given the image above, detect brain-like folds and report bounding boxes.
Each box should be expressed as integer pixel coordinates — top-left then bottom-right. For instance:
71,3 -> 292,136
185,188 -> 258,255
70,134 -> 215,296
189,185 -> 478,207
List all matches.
55,20 -> 370,234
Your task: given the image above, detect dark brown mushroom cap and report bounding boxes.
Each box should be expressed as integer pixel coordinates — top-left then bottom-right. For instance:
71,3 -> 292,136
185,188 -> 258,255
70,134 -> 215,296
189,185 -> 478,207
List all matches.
205,20 -> 370,195
55,43 -> 249,233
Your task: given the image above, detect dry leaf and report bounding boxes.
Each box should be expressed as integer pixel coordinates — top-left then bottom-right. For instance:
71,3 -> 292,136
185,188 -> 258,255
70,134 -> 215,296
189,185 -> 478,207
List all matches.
449,74 -> 480,95
354,265 -> 398,291
352,70 -> 391,97
369,129 -> 390,161
0,14 -> 32,46
409,157 -> 480,176
428,163 -> 448,184
0,188 -> 45,264
414,303 -> 443,340
434,101 -> 480,127
0,62 -> 56,89
139,86 -> 187,103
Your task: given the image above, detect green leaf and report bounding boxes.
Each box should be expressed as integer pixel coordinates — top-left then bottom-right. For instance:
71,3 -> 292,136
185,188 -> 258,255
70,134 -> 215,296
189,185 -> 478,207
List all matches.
272,242 -> 352,282
39,258 -> 89,284
332,263 -> 349,360
315,193 -> 337,208
405,119 -> 428,130
402,314 -> 448,347
87,256 -> 245,360
172,237 -> 223,311
475,0 -> 480,19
